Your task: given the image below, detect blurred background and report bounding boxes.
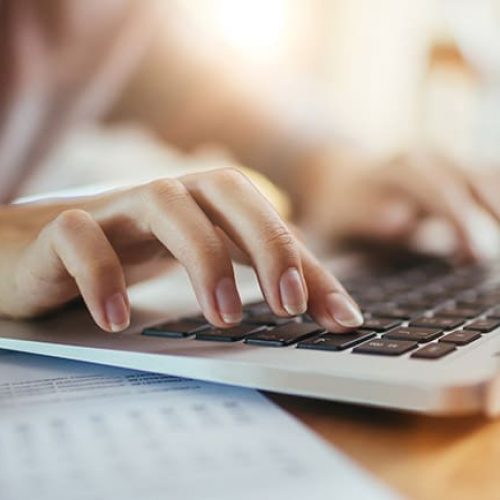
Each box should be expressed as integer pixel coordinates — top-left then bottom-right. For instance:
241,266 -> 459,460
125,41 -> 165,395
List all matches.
177,0 -> 500,163
23,0 -> 500,197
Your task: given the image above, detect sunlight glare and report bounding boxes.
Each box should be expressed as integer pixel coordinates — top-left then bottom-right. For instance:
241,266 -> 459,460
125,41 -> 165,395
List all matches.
212,0 -> 290,60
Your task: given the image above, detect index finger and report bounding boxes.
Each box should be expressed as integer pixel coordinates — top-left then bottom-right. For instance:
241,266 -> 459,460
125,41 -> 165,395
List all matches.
298,242 -> 364,333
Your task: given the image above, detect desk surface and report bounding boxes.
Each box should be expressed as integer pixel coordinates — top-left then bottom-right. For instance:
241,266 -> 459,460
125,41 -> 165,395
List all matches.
272,395 -> 500,500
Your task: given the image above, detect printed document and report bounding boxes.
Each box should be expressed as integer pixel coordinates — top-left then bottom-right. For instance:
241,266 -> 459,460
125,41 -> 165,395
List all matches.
0,349 -> 397,500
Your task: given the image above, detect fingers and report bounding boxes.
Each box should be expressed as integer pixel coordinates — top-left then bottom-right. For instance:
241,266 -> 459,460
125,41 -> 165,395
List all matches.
181,168 -> 363,331
383,156 -> 482,260
26,209 -> 130,332
182,169 -> 308,317
434,158 -> 500,260
299,242 -> 364,332
17,171 -> 362,335
138,178 -> 242,328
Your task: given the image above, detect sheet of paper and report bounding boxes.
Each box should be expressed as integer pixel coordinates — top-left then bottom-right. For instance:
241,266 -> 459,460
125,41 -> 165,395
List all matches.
0,350 -> 396,500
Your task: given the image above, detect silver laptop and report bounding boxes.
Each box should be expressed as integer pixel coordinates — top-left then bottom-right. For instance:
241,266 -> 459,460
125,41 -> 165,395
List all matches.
1,250 -> 500,417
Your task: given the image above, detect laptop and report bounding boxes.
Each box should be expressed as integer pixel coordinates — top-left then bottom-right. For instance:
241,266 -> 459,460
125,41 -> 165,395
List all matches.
1,248 -> 500,417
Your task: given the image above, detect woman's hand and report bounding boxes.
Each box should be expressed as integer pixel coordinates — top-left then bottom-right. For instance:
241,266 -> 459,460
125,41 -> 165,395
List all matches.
0,168 -> 363,333
296,149 -> 500,259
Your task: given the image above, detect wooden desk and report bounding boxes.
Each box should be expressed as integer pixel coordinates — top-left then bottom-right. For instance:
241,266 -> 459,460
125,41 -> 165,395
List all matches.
271,395 -> 500,500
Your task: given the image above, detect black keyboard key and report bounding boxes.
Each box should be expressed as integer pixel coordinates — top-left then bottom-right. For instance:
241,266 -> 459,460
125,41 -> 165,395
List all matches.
195,325 -> 264,342
411,342 -> 456,360
383,326 -> 442,343
297,331 -> 376,351
439,330 -> 481,346
369,307 -> 418,320
245,323 -> 323,347
360,318 -> 402,332
244,313 -> 295,326
353,339 -> 417,356
435,306 -> 485,319
464,319 -> 500,333
409,317 -> 465,330
143,321 -> 208,338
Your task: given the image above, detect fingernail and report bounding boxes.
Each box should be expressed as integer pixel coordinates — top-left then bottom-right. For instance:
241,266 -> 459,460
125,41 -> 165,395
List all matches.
215,277 -> 242,324
105,292 -> 130,332
326,292 -> 363,328
280,267 -> 307,316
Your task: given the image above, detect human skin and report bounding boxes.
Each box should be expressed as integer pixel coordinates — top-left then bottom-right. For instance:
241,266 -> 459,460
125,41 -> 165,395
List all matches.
2,0 -> 499,333
0,168 -> 363,333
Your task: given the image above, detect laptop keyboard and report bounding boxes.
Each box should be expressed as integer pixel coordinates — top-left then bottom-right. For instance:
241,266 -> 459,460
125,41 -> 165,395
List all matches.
142,259 -> 500,361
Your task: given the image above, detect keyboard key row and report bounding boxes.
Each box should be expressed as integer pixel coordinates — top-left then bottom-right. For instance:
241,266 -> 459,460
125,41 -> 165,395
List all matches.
141,319 -> 484,359
141,284 -> 500,360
